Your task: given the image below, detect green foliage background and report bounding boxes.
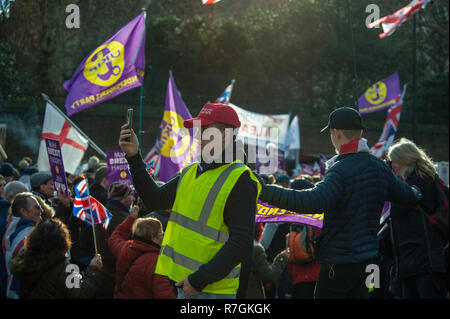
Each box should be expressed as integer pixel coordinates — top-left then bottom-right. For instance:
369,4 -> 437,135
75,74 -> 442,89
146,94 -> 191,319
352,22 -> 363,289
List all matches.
0,0 -> 448,160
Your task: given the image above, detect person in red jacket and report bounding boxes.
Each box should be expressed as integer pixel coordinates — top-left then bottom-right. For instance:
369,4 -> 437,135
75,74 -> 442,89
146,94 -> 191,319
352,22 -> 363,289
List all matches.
108,208 -> 175,299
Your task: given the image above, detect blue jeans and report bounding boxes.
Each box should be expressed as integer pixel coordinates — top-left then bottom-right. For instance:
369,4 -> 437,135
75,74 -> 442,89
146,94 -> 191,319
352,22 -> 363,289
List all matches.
177,288 -> 236,299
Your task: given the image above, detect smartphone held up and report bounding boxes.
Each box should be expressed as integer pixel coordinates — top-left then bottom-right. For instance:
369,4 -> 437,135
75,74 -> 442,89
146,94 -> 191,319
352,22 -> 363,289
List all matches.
126,108 -> 133,142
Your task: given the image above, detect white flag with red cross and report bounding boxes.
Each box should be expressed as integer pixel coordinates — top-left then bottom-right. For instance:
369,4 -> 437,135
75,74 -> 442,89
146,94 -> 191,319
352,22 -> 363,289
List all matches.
37,103 -> 88,175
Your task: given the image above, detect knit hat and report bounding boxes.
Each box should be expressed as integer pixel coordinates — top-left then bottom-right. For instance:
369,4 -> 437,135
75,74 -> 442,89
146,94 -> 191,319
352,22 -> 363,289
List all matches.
30,171 -> 52,189
0,162 -> 14,177
108,182 -> 132,199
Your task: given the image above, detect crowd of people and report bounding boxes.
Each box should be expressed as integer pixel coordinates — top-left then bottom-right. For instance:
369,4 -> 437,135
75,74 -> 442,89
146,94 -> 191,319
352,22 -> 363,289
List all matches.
0,103 -> 448,299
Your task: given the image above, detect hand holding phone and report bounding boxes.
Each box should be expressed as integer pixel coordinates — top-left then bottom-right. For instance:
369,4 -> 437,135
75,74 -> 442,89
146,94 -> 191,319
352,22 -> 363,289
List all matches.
126,108 -> 133,141
127,108 -> 133,129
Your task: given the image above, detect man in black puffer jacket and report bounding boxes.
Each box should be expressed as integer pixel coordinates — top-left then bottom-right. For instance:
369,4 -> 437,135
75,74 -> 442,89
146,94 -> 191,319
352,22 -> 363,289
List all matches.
259,107 -> 422,299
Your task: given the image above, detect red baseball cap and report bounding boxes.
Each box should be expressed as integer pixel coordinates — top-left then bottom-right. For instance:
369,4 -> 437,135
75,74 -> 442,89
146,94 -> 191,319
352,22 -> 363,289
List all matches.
183,103 -> 241,128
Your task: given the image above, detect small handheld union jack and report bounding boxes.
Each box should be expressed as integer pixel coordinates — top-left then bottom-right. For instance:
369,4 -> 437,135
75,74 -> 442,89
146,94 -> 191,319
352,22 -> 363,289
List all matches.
73,179 -> 112,230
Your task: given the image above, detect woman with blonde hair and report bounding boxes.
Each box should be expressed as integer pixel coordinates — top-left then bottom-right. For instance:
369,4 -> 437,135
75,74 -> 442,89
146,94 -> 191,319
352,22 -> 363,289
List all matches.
386,138 -> 446,299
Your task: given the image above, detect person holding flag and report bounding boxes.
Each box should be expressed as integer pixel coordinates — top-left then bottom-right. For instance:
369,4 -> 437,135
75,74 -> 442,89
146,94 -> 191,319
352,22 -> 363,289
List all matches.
119,102 -> 261,299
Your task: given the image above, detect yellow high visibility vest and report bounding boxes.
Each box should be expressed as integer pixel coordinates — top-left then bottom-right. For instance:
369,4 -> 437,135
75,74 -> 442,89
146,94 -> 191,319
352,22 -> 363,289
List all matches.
155,161 -> 261,294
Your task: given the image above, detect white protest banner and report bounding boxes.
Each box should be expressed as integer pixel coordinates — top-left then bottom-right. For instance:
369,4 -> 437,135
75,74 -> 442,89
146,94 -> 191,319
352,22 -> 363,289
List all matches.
229,103 -> 290,146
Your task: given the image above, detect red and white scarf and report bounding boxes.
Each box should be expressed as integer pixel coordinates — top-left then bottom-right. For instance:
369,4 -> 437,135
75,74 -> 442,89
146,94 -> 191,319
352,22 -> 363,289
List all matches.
326,138 -> 370,169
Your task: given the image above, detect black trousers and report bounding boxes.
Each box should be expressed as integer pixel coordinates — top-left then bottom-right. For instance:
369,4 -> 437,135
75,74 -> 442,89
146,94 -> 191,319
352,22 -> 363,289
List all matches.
315,261 -> 372,299
292,282 -> 316,299
400,273 -> 447,299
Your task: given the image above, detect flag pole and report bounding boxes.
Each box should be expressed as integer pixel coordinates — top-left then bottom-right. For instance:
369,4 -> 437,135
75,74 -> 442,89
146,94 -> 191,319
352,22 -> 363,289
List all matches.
85,178 -> 99,256
412,14 -> 418,143
41,93 -> 106,159
228,79 -> 236,103
138,7 -> 147,150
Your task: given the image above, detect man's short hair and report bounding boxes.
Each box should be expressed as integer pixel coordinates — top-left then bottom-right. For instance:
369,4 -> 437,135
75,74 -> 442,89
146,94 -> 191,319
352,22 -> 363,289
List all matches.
10,192 -> 34,218
340,129 -> 363,141
4,181 -> 29,202
94,165 -> 108,185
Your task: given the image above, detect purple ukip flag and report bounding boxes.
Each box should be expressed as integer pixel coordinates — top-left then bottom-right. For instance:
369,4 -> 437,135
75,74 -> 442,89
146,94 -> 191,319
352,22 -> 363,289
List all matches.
157,72 -> 199,182
358,72 -> 401,114
63,13 -> 146,116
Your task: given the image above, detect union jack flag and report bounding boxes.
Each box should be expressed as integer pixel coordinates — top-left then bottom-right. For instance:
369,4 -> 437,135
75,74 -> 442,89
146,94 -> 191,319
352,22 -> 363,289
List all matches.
370,85 -> 407,159
202,0 -> 223,5
215,79 -> 235,105
368,0 -> 431,38
73,179 -> 112,229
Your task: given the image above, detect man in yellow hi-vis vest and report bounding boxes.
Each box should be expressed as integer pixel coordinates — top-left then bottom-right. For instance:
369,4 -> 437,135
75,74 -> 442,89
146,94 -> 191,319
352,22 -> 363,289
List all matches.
119,103 -> 261,299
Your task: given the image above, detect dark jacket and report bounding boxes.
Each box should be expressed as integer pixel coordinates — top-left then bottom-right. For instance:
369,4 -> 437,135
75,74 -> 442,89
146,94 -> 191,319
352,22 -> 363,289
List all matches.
260,152 -> 420,265
389,172 -> 446,277
75,183 -> 107,263
90,183 -> 108,206
245,241 -> 288,299
126,151 -> 258,293
0,199 -> 9,221
94,199 -> 130,296
108,216 -> 175,299
9,252 -> 103,299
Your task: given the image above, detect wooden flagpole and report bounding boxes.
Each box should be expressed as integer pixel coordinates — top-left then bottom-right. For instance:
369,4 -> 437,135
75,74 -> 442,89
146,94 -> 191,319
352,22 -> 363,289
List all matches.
84,178 -> 99,256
